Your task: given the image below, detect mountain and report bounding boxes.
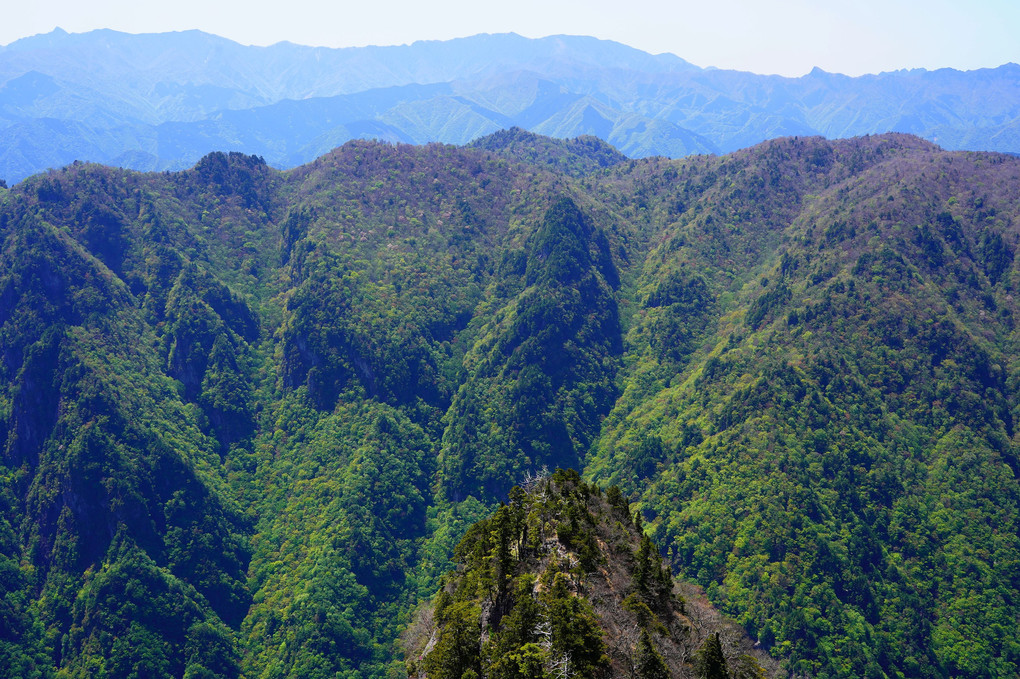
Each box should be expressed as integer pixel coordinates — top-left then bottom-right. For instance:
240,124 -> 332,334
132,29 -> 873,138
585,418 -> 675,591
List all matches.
404,468 -> 778,678
467,127 -> 628,176
0,30 -> 695,121
1,132 -> 1019,678
1,29 -> 1020,183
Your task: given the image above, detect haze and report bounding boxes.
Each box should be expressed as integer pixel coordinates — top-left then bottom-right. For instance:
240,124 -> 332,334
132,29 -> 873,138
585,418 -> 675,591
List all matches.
4,0 -> 1019,77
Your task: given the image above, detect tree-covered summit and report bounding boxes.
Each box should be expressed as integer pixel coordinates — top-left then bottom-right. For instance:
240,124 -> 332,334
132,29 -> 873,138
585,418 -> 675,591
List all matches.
407,468 -> 775,679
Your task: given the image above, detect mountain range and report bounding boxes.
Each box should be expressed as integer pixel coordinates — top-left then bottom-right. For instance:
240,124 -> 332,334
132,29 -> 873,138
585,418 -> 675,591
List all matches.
1,129 -> 1018,677
1,29 -> 1019,184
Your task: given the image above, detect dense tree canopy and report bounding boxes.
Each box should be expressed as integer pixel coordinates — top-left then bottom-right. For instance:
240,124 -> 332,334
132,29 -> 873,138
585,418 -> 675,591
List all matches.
1,132 -> 1019,677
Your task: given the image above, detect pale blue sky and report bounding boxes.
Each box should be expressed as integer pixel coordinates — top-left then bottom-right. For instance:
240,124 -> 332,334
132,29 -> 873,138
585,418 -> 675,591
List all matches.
3,0 -> 1018,77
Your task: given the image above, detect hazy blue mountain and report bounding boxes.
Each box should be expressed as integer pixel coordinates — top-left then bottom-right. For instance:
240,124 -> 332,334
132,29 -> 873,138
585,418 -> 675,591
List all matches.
0,29 -> 694,125
1,28 -> 1018,183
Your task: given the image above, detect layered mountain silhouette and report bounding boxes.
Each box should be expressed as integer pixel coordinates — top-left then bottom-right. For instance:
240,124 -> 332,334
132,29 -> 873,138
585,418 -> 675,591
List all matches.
1,28 -> 1019,183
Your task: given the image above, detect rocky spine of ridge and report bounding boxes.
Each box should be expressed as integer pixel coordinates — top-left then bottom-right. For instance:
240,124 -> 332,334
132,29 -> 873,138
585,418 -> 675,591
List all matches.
405,468 -> 778,679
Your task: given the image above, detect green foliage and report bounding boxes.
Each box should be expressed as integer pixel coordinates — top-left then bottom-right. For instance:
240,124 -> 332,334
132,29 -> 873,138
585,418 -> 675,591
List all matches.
0,495 -> 51,679
423,601 -> 483,679
61,533 -> 239,679
731,654 -> 768,679
489,642 -> 546,679
694,633 -> 729,679
241,402 -> 434,678
543,570 -> 610,676
646,271 -> 714,365
745,282 -> 791,329
634,629 -> 670,679
468,127 -> 628,178
3,134 -> 1020,679
439,198 -> 622,500
416,472 -> 698,679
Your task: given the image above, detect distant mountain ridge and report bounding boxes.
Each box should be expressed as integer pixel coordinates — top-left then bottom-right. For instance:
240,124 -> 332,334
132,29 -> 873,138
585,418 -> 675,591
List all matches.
1,28 -> 1019,183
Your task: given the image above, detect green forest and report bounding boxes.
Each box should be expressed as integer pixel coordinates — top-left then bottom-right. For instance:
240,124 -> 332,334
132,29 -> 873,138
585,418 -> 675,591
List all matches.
406,467 -> 775,679
1,130 -> 1019,678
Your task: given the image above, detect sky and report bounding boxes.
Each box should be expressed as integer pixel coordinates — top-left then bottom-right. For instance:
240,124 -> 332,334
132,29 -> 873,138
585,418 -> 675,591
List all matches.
2,0 -> 1019,77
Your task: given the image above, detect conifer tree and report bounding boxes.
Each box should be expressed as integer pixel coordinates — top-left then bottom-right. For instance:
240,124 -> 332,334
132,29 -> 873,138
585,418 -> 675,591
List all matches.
694,633 -> 728,679
634,628 -> 670,679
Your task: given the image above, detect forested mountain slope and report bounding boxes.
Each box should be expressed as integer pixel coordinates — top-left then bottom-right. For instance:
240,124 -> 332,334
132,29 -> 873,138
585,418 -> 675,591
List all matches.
407,468 -> 778,679
586,135 -> 1020,677
0,132 -> 1018,678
